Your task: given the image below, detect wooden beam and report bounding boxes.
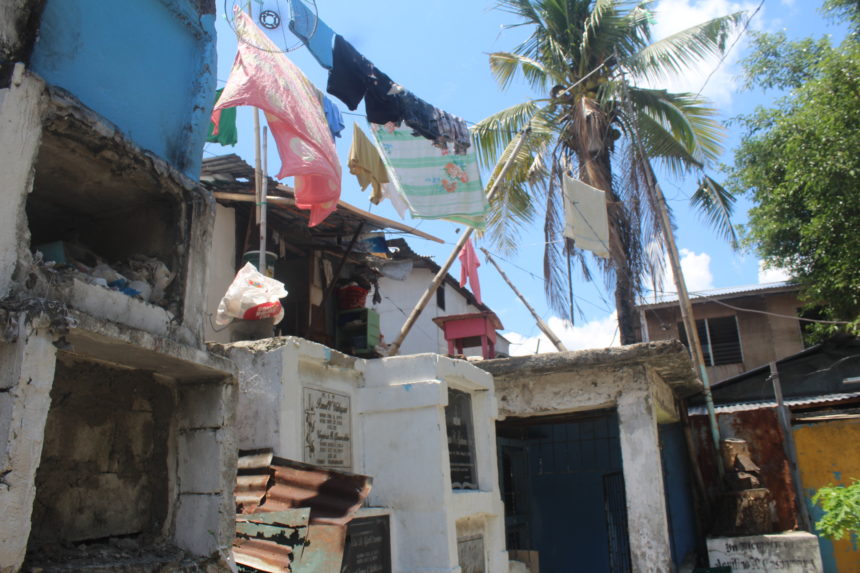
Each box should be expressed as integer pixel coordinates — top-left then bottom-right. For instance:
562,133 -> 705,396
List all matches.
212,192 -> 444,244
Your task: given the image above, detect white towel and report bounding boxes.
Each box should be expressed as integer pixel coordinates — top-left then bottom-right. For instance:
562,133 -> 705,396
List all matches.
370,122 -> 488,229
563,175 -> 610,259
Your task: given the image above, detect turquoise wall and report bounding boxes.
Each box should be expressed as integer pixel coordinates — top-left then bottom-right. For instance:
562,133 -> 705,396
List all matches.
30,0 -> 215,179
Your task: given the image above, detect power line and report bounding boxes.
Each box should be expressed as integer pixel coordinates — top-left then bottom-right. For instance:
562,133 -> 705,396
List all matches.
696,0 -> 766,98
645,287 -> 853,325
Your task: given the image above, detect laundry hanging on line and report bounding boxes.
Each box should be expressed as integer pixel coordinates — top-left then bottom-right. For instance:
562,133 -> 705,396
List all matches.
371,122 -> 488,230
325,35 -> 472,154
323,96 -> 344,139
206,88 -> 237,146
562,174 -> 610,259
348,123 -> 389,205
288,0 -> 335,69
328,35 -> 402,125
459,238 -> 482,304
214,8 -> 341,227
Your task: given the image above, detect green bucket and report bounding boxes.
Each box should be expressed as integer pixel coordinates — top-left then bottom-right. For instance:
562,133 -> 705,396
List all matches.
242,250 -> 277,277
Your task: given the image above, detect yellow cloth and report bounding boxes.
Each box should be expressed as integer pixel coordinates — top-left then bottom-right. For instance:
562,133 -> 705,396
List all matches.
348,123 -> 389,204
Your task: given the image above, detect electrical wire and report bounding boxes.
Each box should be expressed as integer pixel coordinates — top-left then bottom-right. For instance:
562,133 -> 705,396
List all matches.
695,0 -> 766,98
646,288 -> 854,325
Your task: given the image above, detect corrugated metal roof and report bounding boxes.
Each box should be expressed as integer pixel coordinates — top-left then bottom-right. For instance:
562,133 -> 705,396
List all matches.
688,391 -> 860,415
637,281 -> 797,309
235,450 -> 372,525
233,451 -> 373,572
234,509 -> 310,573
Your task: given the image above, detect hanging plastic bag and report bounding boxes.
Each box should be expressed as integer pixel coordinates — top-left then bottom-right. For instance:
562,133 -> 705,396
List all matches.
216,262 -> 288,325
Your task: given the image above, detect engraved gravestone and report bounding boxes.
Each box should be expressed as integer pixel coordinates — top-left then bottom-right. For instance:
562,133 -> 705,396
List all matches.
446,388 -> 478,489
303,388 -> 352,470
341,515 -> 392,573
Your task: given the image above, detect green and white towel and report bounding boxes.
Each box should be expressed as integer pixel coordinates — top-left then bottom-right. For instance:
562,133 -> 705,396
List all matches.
370,122 -> 488,229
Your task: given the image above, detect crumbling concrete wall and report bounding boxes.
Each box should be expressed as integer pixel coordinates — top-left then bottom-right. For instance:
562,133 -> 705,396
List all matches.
0,317 -> 57,572
0,1 -> 44,82
0,306 -> 238,572
0,70 -> 43,300
29,356 -> 173,547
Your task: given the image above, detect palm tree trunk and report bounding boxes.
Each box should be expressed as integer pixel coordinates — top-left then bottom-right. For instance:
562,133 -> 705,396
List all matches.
574,102 -> 643,345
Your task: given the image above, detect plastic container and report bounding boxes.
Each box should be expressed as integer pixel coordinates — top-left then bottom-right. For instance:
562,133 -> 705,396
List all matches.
336,285 -> 369,310
242,250 -> 278,278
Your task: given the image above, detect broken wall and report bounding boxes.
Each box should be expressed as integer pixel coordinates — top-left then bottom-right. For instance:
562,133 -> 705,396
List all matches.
29,356 -> 173,547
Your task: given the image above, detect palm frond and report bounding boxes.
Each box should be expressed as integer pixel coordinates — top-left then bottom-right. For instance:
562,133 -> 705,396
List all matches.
634,112 -> 704,175
489,52 -> 551,92
627,12 -> 745,82
627,87 -> 725,166
691,175 -> 738,247
472,100 -> 544,172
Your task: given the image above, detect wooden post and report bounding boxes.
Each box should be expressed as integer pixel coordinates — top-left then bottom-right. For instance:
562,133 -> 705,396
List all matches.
770,361 -> 812,530
481,248 -> 567,352
386,129 -> 530,357
643,160 -> 724,477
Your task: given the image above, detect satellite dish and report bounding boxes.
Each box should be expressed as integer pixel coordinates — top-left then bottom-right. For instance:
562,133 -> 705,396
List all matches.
223,0 -> 318,54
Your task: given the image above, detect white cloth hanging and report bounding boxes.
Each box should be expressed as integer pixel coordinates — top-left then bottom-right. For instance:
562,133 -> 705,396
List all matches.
563,175 -> 610,259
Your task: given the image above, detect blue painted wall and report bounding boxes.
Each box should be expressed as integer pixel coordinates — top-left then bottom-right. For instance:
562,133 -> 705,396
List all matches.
30,0 -> 215,179
660,423 -> 699,568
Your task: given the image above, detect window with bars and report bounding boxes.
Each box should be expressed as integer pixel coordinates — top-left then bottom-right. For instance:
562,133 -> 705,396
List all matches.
678,316 -> 743,366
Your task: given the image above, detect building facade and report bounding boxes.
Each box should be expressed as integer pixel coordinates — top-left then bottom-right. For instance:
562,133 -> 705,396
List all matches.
638,283 -> 804,382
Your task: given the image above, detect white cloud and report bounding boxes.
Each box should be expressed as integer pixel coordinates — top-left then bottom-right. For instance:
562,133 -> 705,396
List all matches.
757,260 -> 792,283
504,312 -> 620,356
642,0 -> 764,106
646,247 -> 715,295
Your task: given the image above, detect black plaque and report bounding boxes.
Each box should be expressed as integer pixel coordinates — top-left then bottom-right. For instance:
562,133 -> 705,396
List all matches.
340,515 -> 391,573
446,388 -> 478,489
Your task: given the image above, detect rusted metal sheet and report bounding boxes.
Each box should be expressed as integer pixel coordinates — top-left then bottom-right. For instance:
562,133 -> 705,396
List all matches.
234,451 -> 372,572
690,409 -> 798,531
298,524 -> 347,573
234,509 -> 310,573
236,449 -> 275,513
261,456 -> 372,526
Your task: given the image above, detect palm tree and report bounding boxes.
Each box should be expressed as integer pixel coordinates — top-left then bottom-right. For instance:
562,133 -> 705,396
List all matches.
473,0 -> 741,344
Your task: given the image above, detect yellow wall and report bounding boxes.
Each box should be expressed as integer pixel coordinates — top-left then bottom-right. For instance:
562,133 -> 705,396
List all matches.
793,419 -> 860,572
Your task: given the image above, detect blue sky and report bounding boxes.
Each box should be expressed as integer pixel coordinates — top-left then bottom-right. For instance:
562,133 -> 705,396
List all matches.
206,0 -> 845,354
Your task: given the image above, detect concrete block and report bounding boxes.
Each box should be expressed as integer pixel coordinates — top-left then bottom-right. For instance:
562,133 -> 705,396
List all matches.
178,429 -> 225,494
174,493 -> 225,557
707,532 -> 823,572
178,382 -> 229,429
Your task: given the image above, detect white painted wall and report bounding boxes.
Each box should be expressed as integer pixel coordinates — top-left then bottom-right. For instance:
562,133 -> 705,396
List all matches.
223,339 -> 509,573
204,204 -> 237,344
374,267 -> 509,358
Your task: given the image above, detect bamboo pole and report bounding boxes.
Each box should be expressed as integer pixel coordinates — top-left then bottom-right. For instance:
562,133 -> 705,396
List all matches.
481,247 -> 567,352
259,126 -> 268,274
386,129 -> 530,357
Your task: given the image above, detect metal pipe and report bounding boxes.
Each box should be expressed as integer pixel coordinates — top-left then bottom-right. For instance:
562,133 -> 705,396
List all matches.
259,126 -> 268,274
